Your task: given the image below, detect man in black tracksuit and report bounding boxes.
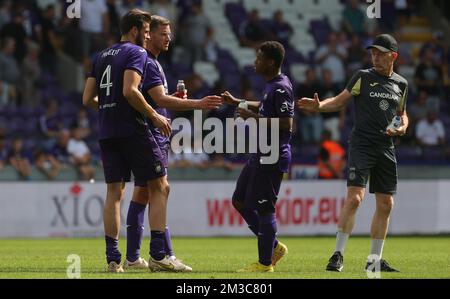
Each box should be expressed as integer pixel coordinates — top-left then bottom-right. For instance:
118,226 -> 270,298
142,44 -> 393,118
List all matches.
297,34 -> 409,273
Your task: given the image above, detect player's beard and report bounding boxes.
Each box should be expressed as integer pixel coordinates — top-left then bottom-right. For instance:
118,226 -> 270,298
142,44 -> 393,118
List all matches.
136,34 -> 145,47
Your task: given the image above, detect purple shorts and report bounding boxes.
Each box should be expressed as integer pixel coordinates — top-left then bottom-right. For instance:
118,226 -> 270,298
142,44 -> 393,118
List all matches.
134,139 -> 169,187
99,133 -> 166,184
232,162 -> 284,214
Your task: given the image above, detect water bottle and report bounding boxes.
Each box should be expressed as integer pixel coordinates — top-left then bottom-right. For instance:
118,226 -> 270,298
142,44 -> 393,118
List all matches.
176,80 -> 186,98
387,116 -> 402,131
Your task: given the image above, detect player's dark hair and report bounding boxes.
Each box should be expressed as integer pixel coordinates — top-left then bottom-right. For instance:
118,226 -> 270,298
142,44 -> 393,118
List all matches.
120,9 -> 152,35
150,15 -> 170,32
258,41 -> 285,69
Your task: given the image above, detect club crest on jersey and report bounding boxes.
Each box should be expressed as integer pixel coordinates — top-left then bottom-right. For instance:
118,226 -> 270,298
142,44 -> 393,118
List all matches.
379,99 -> 389,111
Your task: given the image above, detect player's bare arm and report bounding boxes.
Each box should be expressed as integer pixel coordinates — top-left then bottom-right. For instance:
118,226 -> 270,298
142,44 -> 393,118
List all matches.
237,107 -> 293,132
149,85 -> 223,111
123,69 -> 172,137
296,90 -> 353,113
82,77 -> 99,110
221,91 -> 260,113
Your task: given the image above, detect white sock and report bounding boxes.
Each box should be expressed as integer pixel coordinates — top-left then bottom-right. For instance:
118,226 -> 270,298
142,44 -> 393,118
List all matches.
369,239 -> 385,261
335,231 -> 350,254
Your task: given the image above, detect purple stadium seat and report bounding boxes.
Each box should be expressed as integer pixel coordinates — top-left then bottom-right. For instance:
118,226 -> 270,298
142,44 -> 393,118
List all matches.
23,117 -> 39,137
396,146 -> 421,162
9,117 -> 26,135
422,147 -> 445,161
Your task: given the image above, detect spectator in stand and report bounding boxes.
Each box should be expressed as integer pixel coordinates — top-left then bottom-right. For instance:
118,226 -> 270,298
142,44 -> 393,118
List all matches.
0,37 -> 19,106
35,4 -> 57,74
0,37 -> 20,85
0,10 -> 27,63
72,108 -> 91,140
419,31 -> 447,65
105,0 -> 121,38
410,90 -> 432,125
51,129 -> 71,166
0,79 -> 17,107
8,137 -> 32,180
39,99 -> 63,150
346,33 -> 367,75
0,0 -> 12,29
34,148 -> 61,180
414,48 -> 444,111
379,0 -> 396,32
315,32 -> 347,88
238,9 -> 268,49
416,110 -> 446,147
178,0 -> 215,64
342,0 -> 367,35
21,40 -> 41,106
79,0 -> 108,64
318,69 -> 345,142
296,69 -> 323,144
318,130 -> 346,179
270,10 -> 293,49
67,126 -> 95,180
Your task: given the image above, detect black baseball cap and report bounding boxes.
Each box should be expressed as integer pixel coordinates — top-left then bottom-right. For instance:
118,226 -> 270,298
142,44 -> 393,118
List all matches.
366,34 -> 398,53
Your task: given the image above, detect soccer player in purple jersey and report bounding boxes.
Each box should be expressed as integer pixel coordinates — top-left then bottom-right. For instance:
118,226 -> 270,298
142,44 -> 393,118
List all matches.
82,9 -> 172,273
124,15 -> 222,272
221,41 -> 293,272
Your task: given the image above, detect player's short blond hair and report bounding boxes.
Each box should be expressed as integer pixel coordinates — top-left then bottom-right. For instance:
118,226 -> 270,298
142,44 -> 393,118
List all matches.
150,15 -> 171,32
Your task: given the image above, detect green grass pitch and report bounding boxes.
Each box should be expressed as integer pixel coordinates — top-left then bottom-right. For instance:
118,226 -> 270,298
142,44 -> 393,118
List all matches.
0,236 -> 449,279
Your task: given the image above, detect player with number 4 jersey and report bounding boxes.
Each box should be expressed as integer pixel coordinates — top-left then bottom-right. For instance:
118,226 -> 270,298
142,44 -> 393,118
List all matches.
82,9 -> 171,273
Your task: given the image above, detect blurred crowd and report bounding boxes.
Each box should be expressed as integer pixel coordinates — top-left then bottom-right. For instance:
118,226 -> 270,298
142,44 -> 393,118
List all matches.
0,0 -> 449,180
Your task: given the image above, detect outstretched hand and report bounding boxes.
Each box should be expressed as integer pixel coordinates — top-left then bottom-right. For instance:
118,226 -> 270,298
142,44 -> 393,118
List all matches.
221,91 -> 240,106
295,93 -> 320,112
199,95 -> 223,110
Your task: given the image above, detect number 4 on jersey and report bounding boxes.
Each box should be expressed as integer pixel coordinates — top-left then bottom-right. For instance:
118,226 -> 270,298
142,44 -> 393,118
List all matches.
100,65 -> 113,96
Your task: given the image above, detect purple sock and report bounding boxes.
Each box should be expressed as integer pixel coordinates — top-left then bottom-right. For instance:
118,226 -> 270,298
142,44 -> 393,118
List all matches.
164,225 -> 174,257
240,208 -> 278,249
126,201 -> 146,262
105,235 -> 121,264
150,230 -> 166,261
258,214 -> 277,266
239,208 -> 259,236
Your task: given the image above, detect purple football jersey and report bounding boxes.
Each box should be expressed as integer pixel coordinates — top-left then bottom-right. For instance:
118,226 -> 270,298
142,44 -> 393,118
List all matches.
89,41 -> 148,140
141,52 -> 171,149
250,73 -> 294,172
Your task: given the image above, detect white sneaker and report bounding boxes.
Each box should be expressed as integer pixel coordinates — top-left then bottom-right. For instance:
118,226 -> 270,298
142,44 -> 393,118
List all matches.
106,261 -> 124,273
148,256 -> 193,272
124,257 -> 149,269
